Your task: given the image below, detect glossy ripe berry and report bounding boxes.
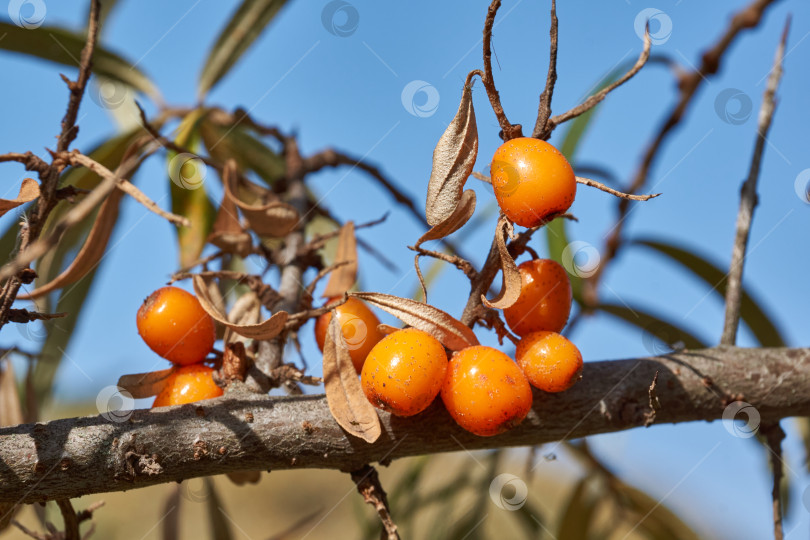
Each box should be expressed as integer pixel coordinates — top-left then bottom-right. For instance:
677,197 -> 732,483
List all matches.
361,328 -> 448,417
503,258 -> 572,337
441,346 -> 532,437
315,297 -> 385,373
516,331 -> 583,393
152,364 -> 223,407
490,137 -> 576,228
137,287 -> 216,365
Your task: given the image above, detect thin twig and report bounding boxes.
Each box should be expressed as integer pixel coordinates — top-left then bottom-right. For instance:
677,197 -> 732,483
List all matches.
761,422 -> 786,540
482,0 -> 522,140
408,245 -> 476,280
576,176 -> 660,201
0,152 -> 50,174
545,28 -> 651,133
117,180 -> 189,226
55,499 -> 79,540
721,18 -> 788,345
586,0 -> 780,306
350,465 -> 400,540
532,0 -> 558,139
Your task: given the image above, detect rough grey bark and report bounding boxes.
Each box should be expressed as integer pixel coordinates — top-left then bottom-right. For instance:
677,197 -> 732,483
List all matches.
0,346 -> 807,504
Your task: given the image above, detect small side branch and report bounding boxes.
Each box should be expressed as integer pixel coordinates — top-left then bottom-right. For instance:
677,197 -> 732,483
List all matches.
482,0 -> 522,140
350,465 -> 399,540
545,28 -> 651,133
576,176 -> 660,201
761,422 -> 786,540
532,0 -> 558,139
721,19 -> 788,345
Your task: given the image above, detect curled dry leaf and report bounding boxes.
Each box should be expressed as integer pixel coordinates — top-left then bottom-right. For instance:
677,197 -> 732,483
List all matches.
377,323 -> 400,335
482,215 -> 521,309
416,189 -> 477,248
323,315 -> 381,443
223,159 -> 298,237
117,368 -> 175,399
0,178 -> 39,217
207,190 -> 253,258
321,221 -> 358,298
18,188 -> 125,300
425,75 -> 478,227
351,292 -> 479,351
224,291 -> 261,344
193,274 -> 288,340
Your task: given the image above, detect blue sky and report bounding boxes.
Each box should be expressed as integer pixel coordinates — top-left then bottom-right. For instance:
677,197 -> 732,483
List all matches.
1,1 -> 809,538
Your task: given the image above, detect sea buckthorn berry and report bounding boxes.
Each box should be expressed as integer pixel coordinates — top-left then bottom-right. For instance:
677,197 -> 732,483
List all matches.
152,364 -> 223,407
137,287 -> 216,365
503,258 -> 572,337
490,137 -> 576,228
361,328 -> 448,417
516,331 -> 583,393
441,346 -> 532,437
315,297 -> 385,373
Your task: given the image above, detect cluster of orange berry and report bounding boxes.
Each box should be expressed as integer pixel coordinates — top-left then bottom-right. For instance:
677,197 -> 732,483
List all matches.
314,138 -> 583,437
136,286 -> 222,407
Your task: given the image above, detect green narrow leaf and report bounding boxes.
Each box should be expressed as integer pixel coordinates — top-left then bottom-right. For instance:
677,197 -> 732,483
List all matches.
204,478 -> 233,540
199,119 -> 285,186
170,111 -> 217,268
0,23 -> 157,97
597,302 -> 708,351
556,477 -> 598,540
615,482 -> 701,540
633,238 -> 785,347
198,0 -> 289,98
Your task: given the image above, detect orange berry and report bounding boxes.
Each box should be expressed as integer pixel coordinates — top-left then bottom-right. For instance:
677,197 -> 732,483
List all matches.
516,331 -> 583,393
315,297 -> 384,372
441,346 -> 532,437
361,328 -> 448,417
137,287 -> 216,365
503,258 -> 572,337
152,364 -> 223,407
490,137 -> 576,227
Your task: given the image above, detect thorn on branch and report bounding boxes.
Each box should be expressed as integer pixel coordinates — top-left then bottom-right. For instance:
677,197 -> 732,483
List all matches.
761,421 -> 786,540
482,0 -> 522,140
350,465 -> 400,540
6,309 -> 67,324
533,0 -> 559,139
576,176 -> 661,201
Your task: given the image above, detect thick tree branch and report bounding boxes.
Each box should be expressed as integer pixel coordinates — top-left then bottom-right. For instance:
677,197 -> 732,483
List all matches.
0,347 -> 807,504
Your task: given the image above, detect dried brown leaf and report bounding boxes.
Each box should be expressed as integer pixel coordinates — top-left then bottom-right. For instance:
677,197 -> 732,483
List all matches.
416,189 -> 476,247
207,191 -> 253,258
18,189 -> 125,300
323,316 -> 381,442
322,221 -> 357,298
482,215 -> 521,309
224,292 -> 261,344
0,360 -> 23,427
0,178 -> 39,217
117,368 -> 175,399
193,274 -> 287,340
377,323 -> 400,335
223,159 -> 298,237
351,292 -> 478,351
425,80 -> 478,226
